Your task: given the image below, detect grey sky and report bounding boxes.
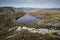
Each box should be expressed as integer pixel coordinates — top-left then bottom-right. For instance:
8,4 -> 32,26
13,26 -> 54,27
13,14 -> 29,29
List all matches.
0,0 -> 60,8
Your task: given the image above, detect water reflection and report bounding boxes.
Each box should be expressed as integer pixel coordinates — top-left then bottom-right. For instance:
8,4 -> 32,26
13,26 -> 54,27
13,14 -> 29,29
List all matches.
16,13 -> 39,24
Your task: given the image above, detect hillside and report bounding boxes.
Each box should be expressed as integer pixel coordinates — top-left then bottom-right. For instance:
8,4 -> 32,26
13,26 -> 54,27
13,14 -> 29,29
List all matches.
0,7 -> 26,40
0,7 -> 60,40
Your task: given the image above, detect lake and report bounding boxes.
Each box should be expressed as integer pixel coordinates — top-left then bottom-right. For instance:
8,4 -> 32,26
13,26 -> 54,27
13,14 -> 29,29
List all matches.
16,13 -> 39,24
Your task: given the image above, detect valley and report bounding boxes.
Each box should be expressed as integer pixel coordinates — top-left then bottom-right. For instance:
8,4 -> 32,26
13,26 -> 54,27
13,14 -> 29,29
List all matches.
0,7 -> 60,40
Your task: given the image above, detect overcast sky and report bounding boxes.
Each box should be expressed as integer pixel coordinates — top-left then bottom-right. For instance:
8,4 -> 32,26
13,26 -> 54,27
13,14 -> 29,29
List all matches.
0,0 -> 60,8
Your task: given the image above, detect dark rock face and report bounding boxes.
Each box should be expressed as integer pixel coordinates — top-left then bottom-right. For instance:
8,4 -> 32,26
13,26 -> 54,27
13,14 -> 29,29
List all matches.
16,14 -> 39,24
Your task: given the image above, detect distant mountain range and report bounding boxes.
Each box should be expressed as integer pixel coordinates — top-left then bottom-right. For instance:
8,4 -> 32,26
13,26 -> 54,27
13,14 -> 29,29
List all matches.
19,7 -> 60,11
0,7 -> 60,12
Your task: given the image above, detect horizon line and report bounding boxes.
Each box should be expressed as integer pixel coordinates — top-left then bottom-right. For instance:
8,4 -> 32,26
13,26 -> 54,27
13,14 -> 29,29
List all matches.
0,6 -> 60,8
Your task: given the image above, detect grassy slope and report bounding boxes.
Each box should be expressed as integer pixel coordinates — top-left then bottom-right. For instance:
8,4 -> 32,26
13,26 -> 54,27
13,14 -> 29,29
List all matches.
0,7 -> 26,40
